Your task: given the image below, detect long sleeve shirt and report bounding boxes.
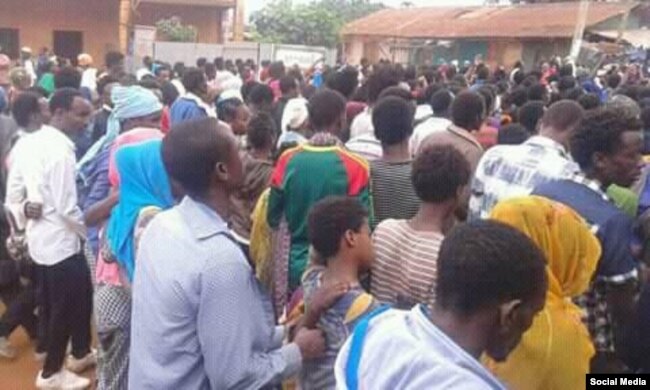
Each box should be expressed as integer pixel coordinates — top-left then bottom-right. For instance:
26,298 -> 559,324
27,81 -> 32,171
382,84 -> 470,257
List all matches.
7,125 -> 85,265
129,196 -> 301,390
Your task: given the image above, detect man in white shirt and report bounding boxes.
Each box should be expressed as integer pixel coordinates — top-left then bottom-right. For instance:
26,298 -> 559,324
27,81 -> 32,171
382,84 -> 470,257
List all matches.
469,100 -> 583,220
410,88 -> 453,156
9,88 -> 94,389
335,221 -> 547,389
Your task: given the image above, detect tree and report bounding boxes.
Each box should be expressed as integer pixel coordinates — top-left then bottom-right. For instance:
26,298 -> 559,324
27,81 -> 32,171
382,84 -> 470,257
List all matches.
155,17 -> 198,42
251,0 -> 384,48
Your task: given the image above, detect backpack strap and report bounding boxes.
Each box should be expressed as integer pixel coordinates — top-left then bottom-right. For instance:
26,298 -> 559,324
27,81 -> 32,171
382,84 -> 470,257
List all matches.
345,304 -> 391,390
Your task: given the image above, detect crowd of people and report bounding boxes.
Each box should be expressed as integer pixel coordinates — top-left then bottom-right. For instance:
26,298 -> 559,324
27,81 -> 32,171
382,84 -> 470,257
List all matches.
0,45 -> 649,389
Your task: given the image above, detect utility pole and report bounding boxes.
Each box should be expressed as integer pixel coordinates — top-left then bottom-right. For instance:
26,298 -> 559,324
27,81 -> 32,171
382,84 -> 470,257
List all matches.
569,0 -> 589,62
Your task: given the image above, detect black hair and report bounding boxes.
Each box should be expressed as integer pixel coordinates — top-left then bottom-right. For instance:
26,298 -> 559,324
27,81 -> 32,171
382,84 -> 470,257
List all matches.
418,83 -> 441,106
269,61 -> 286,79
559,64 -> 574,78
558,76 -> 577,92
196,57 -> 207,68
562,86 -> 584,101
435,220 -> 547,315
49,87 -> 82,113
241,81 -> 260,103
517,101 -> 545,134
308,196 -> 368,260
607,73 -> 622,89
527,83 -> 547,102
97,75 -> 119,97
11,92 -> 43,128
498,123 -> 530,145
540,100 -> 584,133
161,81 -> 180,107
119,74 -> 138,86
367,66 -> 400,104
247,112 -> 277,150
217,98 -> 244,122
578,93 -> 601,111
54,66 -> 82,90
308,89 -> 346,131
162,118 -> 233,197
412,145 -> 470,203
507,86 -> 528,108
476,64 -> 490,81
326,66 -> 359,99
214,57 -> 225,71
26,86 -> 49,99
378,86 -> 413,102
513,69 -> 526,85
373,96 -> 414,146
570,106 -> 643,171
204,63 -> 216,79
173,62 -> 186,78
182,67 -> 207,94
451,91 -> 485,130
138,78 -> 162,92
279,76 -> 297,95
105,51 -> 124,69
477,86 -> 495,114
642,106 -> 650,130
248,84 -> 274,108
431,89 -> 453,116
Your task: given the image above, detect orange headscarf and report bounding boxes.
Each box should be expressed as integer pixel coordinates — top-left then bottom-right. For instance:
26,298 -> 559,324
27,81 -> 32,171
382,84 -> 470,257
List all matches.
485,196 -> 601,390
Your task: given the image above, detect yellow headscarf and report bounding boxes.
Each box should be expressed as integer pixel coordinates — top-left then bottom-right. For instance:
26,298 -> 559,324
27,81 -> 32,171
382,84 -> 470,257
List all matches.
485,196 -> 601,390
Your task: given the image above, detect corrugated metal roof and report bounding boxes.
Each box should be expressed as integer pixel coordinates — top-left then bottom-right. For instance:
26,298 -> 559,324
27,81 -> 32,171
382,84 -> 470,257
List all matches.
139,0 -> 235,7
342,2 -> 640,39
594,29 -> 650,47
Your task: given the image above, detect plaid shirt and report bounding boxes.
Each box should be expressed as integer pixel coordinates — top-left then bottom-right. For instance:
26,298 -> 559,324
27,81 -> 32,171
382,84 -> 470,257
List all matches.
535,173 -> 639,353
469,136 -> 579,220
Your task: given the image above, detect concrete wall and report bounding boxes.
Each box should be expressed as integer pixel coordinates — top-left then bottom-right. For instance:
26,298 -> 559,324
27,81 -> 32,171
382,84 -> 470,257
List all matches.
0,0 -> 229,63
136,3 -> 224,43
0,0 -> 119,61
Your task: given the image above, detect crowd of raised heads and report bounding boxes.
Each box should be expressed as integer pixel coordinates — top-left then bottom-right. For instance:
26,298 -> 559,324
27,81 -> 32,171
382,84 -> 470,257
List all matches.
0,45 -> 649,389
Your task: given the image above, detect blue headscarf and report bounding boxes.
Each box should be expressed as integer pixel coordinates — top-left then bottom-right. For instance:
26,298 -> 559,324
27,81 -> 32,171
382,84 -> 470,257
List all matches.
77,85 -> 163,176
106,139 -> 174,281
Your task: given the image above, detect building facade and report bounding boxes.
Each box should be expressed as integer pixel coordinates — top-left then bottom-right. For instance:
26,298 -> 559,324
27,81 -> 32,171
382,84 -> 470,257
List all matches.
342,2 -> 649,67
0,0 -> 240,63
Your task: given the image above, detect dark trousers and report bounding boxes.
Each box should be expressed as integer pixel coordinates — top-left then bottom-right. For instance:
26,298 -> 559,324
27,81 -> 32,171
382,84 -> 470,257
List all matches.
0,278 -> 37,339
39,253 -> 93,376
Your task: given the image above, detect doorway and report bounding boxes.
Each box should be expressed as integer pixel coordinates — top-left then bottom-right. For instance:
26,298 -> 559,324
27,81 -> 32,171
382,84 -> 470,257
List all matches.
53,31 -> 83,64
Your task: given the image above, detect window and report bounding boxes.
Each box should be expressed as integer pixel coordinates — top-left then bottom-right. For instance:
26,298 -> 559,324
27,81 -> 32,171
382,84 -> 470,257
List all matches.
0,28 -> 19,59
53,31 -> 83,63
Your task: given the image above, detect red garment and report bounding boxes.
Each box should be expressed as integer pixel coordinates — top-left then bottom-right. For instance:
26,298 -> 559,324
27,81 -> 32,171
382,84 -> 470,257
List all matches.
346,102 -> 367,126
475,124 -> 499,150
161,106 -> 171,134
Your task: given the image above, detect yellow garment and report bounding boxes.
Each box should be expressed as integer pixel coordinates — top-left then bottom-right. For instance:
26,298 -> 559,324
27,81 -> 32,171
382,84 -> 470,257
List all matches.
250,188 -> 273,289
485,196 -> 601,390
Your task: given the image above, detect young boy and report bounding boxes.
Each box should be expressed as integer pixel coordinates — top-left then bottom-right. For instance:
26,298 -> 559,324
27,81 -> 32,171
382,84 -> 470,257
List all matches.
300,196 -> 378,390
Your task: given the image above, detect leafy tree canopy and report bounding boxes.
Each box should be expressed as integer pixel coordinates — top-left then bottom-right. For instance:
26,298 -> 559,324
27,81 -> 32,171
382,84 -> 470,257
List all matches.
251,0 -> 384,48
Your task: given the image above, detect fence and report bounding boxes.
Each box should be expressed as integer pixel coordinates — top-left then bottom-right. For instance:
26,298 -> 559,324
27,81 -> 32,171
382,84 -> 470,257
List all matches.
149,41 -> 337,68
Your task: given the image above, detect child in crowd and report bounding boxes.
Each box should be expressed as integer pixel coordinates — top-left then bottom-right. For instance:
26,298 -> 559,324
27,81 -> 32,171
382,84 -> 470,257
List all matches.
300,196 -> 379,390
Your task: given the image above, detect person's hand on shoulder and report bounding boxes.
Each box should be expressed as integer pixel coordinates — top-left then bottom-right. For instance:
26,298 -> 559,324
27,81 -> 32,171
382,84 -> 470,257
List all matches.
294,327 -> 326,360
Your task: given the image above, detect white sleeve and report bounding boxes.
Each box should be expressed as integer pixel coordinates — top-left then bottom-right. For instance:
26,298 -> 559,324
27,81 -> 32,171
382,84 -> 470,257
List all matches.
46,153 -> 86,238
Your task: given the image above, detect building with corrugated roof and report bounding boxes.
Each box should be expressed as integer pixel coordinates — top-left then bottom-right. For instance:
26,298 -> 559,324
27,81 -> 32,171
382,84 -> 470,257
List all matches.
341,2 -> 649,67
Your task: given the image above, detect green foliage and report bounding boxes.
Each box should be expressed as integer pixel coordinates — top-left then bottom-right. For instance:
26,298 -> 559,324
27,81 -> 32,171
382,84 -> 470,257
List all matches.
251,0 -> 384,48
155,16 -> 198,42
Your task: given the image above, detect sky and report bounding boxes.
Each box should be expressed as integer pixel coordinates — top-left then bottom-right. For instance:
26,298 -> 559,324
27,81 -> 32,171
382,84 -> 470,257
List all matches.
245,0 -> 486,19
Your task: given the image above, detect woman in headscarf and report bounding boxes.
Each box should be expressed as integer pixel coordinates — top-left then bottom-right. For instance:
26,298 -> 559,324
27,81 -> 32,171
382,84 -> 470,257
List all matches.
94,139 -> 175,390
485,196 -> 601,390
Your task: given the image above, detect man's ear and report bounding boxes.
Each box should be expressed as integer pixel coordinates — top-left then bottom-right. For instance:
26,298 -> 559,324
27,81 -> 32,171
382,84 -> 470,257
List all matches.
497,299 -> 522,331
343,229 -> 356,249
214,161 -> 229,182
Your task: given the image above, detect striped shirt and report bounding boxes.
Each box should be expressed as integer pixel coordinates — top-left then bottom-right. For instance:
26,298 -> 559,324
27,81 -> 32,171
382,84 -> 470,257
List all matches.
371,219 -> 444,309
370,160 -> 419,229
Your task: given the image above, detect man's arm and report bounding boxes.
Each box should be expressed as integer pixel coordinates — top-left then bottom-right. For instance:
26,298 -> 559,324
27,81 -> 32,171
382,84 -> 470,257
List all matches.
48,154 -> 86,238
198,256 -> 301,389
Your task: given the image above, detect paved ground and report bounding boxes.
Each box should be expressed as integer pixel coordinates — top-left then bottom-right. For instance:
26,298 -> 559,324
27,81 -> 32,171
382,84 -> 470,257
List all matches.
0,314 -> 96,389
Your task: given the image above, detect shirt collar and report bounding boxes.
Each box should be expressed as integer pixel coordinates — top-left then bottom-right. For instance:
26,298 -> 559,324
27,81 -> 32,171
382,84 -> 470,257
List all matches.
177,196 -> 229,240
524,136 -> 571,158
411,305 -> 506,390
569,172 -> 610,202
447,124 -> 483,151
44,125 -> 76,151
